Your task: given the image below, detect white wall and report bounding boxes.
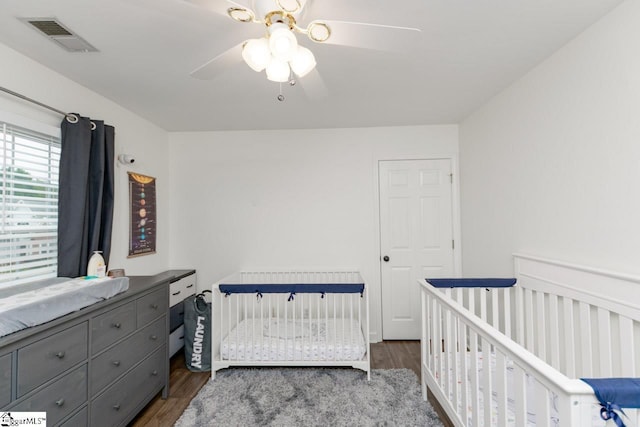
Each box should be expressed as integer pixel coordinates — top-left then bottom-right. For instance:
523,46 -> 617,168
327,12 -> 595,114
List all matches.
459,0 -> 640,276
0,43 -> 170,275
168,125 -> 458,341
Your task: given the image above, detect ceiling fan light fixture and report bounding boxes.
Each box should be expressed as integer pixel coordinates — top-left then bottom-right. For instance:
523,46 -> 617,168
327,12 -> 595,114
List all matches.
290,45 -> 316,78
269,23 -> 298,61
242,38 -> 271,72
276,0 -> 301,13
266,57 -> 290,82
228,7 -> 254,23
307,21 -> 331,43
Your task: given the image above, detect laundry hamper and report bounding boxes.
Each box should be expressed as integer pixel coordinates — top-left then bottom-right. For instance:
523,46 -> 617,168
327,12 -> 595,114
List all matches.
183,290 -> 212,372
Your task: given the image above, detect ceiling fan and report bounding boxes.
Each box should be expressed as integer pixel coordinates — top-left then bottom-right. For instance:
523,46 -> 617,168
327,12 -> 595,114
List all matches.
186,0 -> 421,98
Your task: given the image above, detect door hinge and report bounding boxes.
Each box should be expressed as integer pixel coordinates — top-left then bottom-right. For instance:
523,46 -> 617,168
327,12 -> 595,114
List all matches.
449,173 -> 453,184
452,240 -> 455,250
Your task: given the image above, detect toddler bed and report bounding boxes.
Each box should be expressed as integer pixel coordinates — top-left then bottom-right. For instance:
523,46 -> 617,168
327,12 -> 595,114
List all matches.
419,254 -> 640,427
211,270 -> 370,379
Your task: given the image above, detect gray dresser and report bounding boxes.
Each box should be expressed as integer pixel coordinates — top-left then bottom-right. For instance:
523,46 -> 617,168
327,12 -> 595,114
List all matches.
0,271 -> 191,426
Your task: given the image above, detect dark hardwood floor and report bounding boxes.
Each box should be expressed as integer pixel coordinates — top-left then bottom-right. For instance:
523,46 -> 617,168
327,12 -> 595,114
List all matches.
129,341 -> 452,427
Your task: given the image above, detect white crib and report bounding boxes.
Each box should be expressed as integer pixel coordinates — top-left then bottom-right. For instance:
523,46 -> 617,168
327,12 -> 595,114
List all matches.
419,253 -> 640,427
211,270 -> 370,379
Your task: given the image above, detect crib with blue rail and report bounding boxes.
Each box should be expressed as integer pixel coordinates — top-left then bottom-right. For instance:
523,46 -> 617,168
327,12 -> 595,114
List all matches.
419,254 -> 640,426
211,270 -> 370,380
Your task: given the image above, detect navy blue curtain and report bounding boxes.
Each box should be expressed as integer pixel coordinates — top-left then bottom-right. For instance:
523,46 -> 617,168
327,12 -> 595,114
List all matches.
57,115 -> 115,277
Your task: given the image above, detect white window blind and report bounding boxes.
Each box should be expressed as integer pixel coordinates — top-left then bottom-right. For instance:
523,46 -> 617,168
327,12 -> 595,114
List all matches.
1,121 -> 60,287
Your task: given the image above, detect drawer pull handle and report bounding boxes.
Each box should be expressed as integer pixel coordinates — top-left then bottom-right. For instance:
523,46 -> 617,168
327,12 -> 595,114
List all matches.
55,399 -> 65,407
56,351 -> 65,359
150,304 -> 159,309
172,291 -> 181,296
179,335 -> 184,339
113,360 -> 121,367
113,403 -> 121,411
187,284 -> 194,288
151,370 -> 158,376
150,335 -> 158,341
179,311 -> 184,316
112,322 -> 122,329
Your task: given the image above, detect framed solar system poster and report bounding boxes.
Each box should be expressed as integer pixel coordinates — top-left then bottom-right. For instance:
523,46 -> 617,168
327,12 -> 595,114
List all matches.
128,172 -> 157,257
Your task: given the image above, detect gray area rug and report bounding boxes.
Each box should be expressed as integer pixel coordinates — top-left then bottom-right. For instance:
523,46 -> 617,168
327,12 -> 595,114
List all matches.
174,367 -> 443,426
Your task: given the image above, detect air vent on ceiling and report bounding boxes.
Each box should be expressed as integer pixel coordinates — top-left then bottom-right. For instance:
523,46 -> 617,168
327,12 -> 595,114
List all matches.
21,18 -> 98,52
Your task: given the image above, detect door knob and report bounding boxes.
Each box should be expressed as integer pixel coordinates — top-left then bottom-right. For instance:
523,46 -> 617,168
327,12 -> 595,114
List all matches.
383,255 -> 390,262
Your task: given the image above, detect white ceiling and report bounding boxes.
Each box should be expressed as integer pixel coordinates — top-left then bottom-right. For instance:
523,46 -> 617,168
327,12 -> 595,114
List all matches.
0,0 -> 623,132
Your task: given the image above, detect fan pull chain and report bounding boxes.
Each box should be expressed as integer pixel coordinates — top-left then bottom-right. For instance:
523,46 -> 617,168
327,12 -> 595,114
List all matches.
277,83 -> 285,102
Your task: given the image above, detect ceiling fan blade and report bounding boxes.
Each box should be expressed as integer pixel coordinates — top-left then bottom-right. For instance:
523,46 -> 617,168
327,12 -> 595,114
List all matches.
312,20 -> 422,53
191,42 -> 245,80
184,0 -> 254,18
297,68 -> 328,100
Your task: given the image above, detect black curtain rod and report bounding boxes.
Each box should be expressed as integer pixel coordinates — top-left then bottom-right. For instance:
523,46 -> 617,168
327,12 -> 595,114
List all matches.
0,85 -> 79,123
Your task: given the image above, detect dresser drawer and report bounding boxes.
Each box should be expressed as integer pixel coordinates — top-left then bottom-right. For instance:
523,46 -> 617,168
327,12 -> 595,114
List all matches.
169,275 -> 196,307
0,352 -> 11,407
17,322 -> 88,397
169,301 -> 185,332
169,324 -> 185,357
91,316 -> 165,394
91,302 -> 135,355
11,364 -> 87,426
91,346 -> 165,427
137,287 -> 167,327
61,406 -> 88,427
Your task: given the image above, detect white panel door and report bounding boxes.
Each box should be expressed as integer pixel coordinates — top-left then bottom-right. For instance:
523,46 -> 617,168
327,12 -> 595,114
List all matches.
379,159 -> 454,339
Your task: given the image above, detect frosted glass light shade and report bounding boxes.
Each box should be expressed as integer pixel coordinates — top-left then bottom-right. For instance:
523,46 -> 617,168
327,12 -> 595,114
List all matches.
269,23 -> 298,61
290,46 -> 316,78
242,38 -> 271,72
266,57 -> 290,82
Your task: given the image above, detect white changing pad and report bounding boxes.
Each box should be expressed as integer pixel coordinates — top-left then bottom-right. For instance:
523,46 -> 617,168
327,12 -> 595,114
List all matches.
221,318 -> 366,362
0,276 -> 129,338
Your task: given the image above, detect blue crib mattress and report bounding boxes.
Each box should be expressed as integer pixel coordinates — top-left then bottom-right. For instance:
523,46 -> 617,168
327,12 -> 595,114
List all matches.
0,276 -> 129,338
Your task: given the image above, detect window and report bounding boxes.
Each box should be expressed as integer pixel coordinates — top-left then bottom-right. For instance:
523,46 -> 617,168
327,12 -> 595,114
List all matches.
1,120 -> 60,288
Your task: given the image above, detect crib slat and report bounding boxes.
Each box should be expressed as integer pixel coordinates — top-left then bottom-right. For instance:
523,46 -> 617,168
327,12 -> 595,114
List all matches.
597,307 -> 612,377
515,285 -> 524,347
429,295 -> 436,372
222,291 -> 227,362
251,295 -> 255,361
434,301 -> 442,388
444,307 -> 452,403
619,315 -> 636,376
469,330 -> 480,425
276,296 -> 280,360
548,294 -> 560,370
514,364 -> 527,427
535,379 -> 550,427
468,288 -> 475,320
234,295 -> 239,360
449,307 -> 458,413
525,288 -> 534,353
491,289 -> 499,331
459,321 -> 469,425
480,288 -> 487,322
562,296 -> 575,378
579,302 -> 592,377
350,294 -> 354,358
341,294 -> 345,360
495,351 -> 508,427
424,293 -> 430,370
503,288 -> 511,340
535,291 -> 546,361
454,288 -> 462,305
481,340 -> 491,427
